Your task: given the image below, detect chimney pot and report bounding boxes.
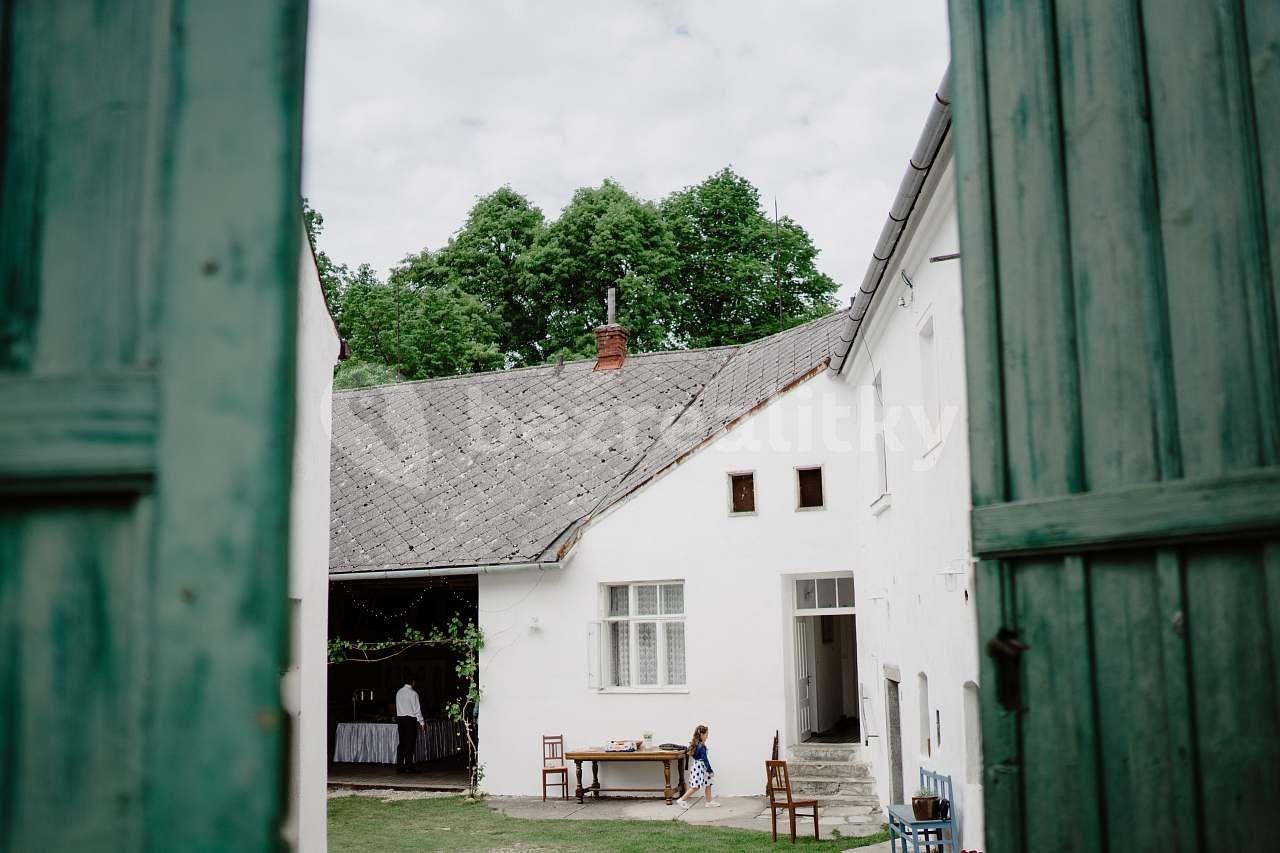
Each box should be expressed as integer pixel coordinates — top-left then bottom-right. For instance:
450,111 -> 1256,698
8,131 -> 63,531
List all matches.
594,287 -> 627,371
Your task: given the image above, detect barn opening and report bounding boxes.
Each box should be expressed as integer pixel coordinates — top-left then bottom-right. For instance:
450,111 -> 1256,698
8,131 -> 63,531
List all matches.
327,574 -> 478,789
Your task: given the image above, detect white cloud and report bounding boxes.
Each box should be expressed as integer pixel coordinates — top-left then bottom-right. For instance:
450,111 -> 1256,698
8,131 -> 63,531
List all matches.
303,0 -> 951,303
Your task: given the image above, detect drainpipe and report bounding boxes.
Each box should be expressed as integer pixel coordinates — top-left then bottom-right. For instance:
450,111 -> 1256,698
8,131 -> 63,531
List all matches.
830,65 -> 952,375
329,561 -> 564,582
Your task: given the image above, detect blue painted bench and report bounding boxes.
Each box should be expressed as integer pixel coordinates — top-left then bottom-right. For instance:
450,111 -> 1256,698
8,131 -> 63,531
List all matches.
887,769 -> 959,852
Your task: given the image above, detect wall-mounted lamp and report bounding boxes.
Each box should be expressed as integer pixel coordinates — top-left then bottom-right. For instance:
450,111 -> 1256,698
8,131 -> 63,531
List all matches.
897,270 -> 915,308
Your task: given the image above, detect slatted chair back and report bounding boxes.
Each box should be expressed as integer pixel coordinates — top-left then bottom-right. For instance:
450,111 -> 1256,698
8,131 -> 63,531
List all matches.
543,735 -> 565,768
920,768 -> 954,803
766,759 -> 796,806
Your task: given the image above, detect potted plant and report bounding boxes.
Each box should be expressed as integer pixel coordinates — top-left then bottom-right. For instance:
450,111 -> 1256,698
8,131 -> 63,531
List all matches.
642,730 -> 654,749
911,787 -> 939,820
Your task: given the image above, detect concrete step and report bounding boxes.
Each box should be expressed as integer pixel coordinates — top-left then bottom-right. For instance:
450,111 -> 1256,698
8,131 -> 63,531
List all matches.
785,759 -> 873,779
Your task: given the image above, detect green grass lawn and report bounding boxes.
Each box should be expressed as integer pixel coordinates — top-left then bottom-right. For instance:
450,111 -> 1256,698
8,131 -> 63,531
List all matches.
328,795 -> 890,852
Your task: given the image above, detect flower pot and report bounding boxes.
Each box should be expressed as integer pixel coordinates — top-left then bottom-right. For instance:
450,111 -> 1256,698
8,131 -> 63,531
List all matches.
911,795 -> 939,821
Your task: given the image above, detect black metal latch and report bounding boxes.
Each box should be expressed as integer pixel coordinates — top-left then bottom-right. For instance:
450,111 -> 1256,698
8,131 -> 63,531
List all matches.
986,628 -> 1028,712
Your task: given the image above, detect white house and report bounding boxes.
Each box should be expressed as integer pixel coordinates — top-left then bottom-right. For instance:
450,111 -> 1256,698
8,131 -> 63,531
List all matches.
827,69 -> 985,844
284,227 -> 342,852
326,68 -> 980,846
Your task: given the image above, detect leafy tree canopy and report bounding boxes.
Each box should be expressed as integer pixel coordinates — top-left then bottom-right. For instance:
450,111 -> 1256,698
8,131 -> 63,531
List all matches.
307,168 -> 839,384
661,168 -> 838,348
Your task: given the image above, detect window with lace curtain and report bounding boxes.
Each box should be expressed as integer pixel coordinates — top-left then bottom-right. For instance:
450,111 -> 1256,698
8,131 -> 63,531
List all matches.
603,581 -> 686,689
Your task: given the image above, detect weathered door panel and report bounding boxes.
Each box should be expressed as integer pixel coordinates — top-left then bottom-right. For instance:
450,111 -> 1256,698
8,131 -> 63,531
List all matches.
795,618 -> 814,739
0,2 -> 307,850
885,678 -> 903,805
950,0 -> 1280,849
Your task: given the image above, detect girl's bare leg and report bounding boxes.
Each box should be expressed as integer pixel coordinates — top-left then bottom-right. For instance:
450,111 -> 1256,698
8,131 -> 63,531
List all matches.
704,784 -> 713,803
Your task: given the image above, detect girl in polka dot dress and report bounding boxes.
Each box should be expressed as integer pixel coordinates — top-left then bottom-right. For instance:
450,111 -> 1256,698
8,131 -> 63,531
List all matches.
675,724 -> 720,809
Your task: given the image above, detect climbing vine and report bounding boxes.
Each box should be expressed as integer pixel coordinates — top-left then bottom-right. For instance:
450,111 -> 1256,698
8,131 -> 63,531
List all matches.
328,616 -> 485,795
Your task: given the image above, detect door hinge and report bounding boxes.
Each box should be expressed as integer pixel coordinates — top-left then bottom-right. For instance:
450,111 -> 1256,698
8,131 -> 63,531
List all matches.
986,628 -> 1028,712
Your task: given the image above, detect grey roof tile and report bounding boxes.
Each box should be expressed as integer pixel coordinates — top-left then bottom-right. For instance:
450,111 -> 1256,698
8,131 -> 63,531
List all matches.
330,310 -> 849,573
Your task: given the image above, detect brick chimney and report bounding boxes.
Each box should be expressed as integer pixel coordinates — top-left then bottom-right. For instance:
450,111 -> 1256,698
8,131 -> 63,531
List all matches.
593,286 -> 628,371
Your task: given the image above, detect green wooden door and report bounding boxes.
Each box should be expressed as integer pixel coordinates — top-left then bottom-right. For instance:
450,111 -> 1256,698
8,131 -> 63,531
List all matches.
0,2 -> 307,849
949,1 -> 1280,850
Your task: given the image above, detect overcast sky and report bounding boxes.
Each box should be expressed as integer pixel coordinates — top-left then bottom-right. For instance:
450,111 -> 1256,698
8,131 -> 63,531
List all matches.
302,1 -> 950,305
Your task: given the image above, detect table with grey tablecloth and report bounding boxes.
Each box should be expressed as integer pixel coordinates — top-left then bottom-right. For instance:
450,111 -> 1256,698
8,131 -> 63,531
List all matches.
332,720 -> 466,764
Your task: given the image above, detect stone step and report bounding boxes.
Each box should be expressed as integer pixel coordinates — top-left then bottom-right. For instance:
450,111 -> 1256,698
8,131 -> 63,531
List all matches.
785,759 -> 873,779
787,744 -> 862,762
791,777 -> 877,796
820,803 -> 884,820
788,783 -> 880,804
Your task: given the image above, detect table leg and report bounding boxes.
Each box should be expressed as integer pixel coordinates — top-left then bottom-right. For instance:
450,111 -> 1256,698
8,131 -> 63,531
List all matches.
663,760 -> 673,804
574,760 -> 584,803
679,757 -> 687,797
591,761 -> 600,798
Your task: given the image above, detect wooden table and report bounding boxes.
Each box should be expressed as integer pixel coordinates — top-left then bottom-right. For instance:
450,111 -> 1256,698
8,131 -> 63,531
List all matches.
564,748 -> 688,804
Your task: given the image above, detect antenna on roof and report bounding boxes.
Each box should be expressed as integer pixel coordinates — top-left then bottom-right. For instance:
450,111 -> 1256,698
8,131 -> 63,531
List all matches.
606,286 -> 617,326
774,197 -> 783,330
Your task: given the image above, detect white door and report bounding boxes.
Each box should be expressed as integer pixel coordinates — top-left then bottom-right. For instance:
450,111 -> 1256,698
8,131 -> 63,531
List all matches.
795,618 -> 814,740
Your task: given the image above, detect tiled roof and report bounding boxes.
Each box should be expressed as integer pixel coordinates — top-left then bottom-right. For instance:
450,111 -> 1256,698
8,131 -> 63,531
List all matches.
330,309 -> 849,574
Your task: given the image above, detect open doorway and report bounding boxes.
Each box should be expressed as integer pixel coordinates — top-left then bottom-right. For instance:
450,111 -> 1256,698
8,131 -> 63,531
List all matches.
793,575 -> 860,743
327,574 -> 478,789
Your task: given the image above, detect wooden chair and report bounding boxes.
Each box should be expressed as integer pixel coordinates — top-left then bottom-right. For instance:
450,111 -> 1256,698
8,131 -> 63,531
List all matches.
541,735 -> 569,801
765,759 -> 819,843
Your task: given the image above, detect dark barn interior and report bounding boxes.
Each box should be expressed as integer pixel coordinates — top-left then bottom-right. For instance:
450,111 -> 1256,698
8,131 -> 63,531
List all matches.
327,574 -> 478,787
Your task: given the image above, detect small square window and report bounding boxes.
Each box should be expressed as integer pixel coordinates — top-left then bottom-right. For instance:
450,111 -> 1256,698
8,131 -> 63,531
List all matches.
817,578 -> 838,608
797,467 -> 824,509
608,585 -> 629,617
836,576 -> 854,608
636,585 -> 658,616
729,472 -> 755,514
796,579 -> 816,609
660,583 -> 684,615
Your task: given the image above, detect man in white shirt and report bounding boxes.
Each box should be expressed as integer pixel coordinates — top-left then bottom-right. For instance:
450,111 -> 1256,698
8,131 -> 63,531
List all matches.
395,680 -> 425,774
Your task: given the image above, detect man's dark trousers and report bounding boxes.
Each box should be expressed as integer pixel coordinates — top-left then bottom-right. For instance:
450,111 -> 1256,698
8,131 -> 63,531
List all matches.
396,716 -> 418,771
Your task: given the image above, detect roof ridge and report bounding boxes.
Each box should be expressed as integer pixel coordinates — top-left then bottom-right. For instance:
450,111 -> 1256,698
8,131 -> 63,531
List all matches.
568,310 -> 847,526
733,307 -> 849,351
571,346 -> 740,527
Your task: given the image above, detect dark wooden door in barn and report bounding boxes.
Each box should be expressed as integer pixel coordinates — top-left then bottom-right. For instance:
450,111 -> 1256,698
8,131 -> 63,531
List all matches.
949,1 -> 1280,850
0,2 -> 307,850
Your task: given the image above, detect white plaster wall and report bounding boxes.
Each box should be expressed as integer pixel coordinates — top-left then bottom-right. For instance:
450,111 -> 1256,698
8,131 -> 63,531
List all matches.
837,165 -> 985,846
285,234 -> 341,852
479,370 -> 861,797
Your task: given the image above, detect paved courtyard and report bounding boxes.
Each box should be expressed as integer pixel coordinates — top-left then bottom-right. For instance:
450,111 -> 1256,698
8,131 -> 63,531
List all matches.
487,794 -> 890,847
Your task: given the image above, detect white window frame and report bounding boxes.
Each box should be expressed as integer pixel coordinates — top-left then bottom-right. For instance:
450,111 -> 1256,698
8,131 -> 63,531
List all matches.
794,465 -> 826,511
791,572 -> 856,616
872,370 -> 891,505
601,581 -> 688,693
917,313 -> 941,452
727,470 -> 757,516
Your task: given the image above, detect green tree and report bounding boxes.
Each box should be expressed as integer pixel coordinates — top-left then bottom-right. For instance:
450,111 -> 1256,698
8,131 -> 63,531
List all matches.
428,187 -> 545,362
339,275 -> 503,381
303,198 -> 349,324
660,168 -> 838,348
332,358 -> 403,390
519,179 -> 679,362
